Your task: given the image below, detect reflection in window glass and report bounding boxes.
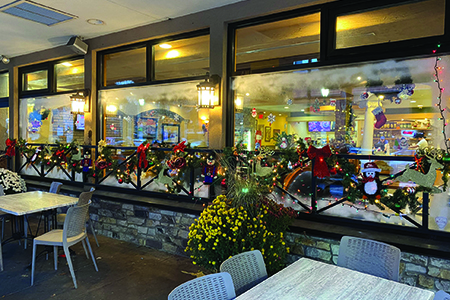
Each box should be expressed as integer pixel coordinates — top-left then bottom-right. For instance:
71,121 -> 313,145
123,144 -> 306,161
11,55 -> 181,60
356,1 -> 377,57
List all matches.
103,47 -> 146,87
19,94 -> 84,143
235,13 -> 320,73
0,107 -> 8,151
56,59 -> 85,92
233,55 -> 448,226
154,35 -> 210,80
99,80 -> 209,148
336,0 -> 445,49
0,73 -> 8,98
22,69 -> 48,91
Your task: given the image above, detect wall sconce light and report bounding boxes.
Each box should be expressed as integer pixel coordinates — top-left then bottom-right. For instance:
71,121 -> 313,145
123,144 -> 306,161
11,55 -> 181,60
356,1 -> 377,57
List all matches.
105,104 -> 118,116
70,89 -> 90,114
0,55 -> 10,64
197,72 -> 220,109
321,88 -> 329,98
234,96 -> 244,111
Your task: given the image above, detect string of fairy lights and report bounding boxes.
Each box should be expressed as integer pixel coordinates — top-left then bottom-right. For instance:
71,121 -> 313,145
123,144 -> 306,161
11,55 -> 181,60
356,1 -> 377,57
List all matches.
433,44 -> 450,154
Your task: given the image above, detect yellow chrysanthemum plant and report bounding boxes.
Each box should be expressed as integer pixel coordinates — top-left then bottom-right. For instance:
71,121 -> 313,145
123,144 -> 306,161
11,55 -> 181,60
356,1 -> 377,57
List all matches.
185,156 -> 296,275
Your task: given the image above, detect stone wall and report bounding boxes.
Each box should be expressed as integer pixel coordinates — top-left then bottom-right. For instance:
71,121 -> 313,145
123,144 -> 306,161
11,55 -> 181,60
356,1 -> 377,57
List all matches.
285,232 -> 450,293
90,196 -> 198,257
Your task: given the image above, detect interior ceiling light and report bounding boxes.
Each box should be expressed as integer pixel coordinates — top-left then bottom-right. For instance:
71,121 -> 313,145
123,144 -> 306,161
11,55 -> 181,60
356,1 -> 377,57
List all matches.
159,44 -> 172,49
61,62 -> 72,67
0,0 -> 77,26
165,50 -> 180,59
87,18 -> 105,25
0,55 -> 10,64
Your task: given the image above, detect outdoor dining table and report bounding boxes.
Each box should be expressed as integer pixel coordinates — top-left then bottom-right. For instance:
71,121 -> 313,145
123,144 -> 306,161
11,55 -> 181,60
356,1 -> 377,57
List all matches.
0,191 -> 77,245
235,257 -> 434,300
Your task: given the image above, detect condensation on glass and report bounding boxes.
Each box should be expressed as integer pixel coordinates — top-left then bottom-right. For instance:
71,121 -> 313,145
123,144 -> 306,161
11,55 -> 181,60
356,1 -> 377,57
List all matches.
22,69 -> 48,91
336,0 -> 445,49
99,80 -> 210,148
153,35 -> 210,81
235,12 -> 320,73
19,94 -> 84,144
0,72 -> 8,98
56,59 -> 85,92
232,55 -> 449,228
103,47 -> 146,87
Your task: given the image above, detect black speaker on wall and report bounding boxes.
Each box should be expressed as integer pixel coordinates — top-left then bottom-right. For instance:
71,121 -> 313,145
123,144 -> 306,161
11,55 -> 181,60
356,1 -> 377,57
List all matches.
67,36 -> 88,55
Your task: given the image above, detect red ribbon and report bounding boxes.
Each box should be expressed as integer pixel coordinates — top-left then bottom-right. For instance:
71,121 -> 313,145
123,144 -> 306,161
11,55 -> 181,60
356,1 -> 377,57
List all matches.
137,143 -> 150,169
55,150 -> 67,163
414,154 -> 424,173
362,177 -> 375,184
5,138 -> 16,157
173,141 -> 186,153
307,145 -> 332,179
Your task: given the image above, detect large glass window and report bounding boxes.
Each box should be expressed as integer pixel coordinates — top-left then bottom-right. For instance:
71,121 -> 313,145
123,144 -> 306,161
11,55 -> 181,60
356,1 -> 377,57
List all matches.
103,47 -> 146,87
235,12 -> 320,74
336,0 -> 445,49
19,94 -> 84,143
0,107 -> 8,151
22,69 -> 48,91
154,35 -> 210,80
56,59 -> 85,92
99,80 -> 210,147
233,55 -> 448,227
0,72 -> 8,98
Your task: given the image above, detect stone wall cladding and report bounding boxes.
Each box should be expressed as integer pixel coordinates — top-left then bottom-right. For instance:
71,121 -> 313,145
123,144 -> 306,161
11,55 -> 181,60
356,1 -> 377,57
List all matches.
92,197 -> 198,257
286,232 -> 450,293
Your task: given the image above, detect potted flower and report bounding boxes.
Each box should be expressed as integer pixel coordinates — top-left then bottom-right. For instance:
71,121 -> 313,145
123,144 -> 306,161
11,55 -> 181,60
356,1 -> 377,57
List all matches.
0,168 -> 27,194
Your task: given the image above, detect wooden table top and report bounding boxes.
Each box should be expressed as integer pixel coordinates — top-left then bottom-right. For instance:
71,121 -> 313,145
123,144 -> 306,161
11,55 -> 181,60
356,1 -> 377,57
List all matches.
236,258 -> 434,300
0,191 -> 77,216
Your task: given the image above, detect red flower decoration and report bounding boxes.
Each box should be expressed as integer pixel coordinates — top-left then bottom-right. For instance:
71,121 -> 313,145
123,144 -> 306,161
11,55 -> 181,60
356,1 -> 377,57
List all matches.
173,141 -> 187,153
5,138 -> 16,157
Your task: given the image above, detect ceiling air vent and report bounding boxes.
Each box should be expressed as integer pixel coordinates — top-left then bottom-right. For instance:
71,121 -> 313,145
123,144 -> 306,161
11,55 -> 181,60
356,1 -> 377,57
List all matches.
0,0 -> 77,26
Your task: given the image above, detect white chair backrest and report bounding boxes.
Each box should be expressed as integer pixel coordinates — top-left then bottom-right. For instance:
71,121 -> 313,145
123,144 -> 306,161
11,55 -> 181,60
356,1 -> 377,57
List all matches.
168,272 -> 236,300
337,236 -> 401,281
49,182 -> 63,194
77,190 -> 94,206
0,185 -> 4,196
63,202 -> 90,241
435,290 -> 450,300
220,250 -> 267,295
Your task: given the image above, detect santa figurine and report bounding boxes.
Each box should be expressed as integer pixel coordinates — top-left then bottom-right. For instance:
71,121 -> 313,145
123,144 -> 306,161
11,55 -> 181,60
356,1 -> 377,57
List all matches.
361,162 -> 382,200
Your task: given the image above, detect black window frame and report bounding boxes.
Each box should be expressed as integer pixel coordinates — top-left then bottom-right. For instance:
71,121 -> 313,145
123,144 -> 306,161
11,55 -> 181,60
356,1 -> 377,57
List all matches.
0,70 -> 9,104
19,56 -> 85,98
97,28 -> 210,90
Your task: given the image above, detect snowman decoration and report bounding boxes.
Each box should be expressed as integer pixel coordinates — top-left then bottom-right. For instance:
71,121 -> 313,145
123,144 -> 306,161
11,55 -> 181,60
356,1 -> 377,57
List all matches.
279,137 -> 288,149
361,162 -> 382,200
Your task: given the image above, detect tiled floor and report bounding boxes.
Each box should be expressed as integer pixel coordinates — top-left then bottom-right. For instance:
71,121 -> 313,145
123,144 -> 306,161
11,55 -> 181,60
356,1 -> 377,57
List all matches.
0,226 -> 201,300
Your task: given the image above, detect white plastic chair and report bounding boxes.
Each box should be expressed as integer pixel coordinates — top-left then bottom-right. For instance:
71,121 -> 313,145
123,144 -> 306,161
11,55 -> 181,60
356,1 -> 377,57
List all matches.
220,250 -> 268,295
31,202 -> 98,288
56,188 -> 99,247
168,272 -> 236,300
49,182 -> 63,194
435,290 -> 450,300
337,236 -> 401,281
0,185 -> 7,240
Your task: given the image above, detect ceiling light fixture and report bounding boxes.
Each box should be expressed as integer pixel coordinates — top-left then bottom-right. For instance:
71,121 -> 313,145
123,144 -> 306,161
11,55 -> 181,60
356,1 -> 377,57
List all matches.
87,19 -> 105,25
0,55 -> 10,64
61,62 -> 72,67
159,44 -> 172,49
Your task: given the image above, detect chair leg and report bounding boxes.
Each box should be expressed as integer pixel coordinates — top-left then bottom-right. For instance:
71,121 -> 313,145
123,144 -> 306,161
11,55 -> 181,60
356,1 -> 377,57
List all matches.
81,240 -> 89,259
31,242 -> 37,285
85,236 -> 98,272
1,218 -> 4,240
88,219 -> 99,247
54,246 -> 58,270
63,246 -> 77,289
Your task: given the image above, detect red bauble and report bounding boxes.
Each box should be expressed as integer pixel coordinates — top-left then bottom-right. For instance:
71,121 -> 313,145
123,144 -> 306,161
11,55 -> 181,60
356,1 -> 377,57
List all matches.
72,163 -> 77,167
118,178 -> 123,184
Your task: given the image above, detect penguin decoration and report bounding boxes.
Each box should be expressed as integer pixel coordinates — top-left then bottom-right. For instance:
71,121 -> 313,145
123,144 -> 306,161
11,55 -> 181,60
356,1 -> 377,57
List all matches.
360,162 -> 382,200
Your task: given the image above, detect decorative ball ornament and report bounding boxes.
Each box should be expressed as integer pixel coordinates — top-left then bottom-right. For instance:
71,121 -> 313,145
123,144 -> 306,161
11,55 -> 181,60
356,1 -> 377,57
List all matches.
360,92 -> 369,100
287,99 -> 293,105
118,178 -> 124,184
394,98 -> 402,104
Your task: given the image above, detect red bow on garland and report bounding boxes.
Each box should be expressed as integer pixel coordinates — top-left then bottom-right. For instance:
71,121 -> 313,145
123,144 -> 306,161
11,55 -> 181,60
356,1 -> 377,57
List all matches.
307,145 -> 332,179
414,154 -> 424,173
5,138 -> 16,157
137,143 -> 150,169
55,150 -> 67,162
173,141 -> 186,153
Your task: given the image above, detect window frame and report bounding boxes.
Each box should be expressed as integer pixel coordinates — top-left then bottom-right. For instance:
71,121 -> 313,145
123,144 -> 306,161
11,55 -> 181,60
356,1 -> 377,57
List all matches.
325,0 -> 450,61
19,56 -> 85,98
97,29 -> 210,90
0,70 -> 9,104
